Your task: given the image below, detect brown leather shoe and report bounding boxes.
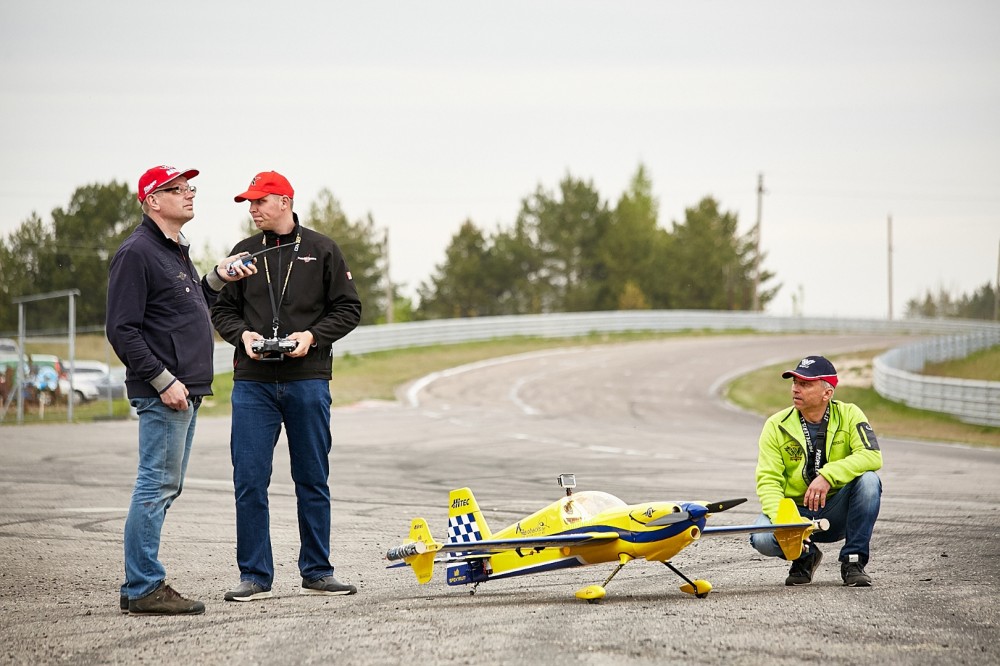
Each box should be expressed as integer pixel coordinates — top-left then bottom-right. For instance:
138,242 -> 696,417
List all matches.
128,583 -> 205,616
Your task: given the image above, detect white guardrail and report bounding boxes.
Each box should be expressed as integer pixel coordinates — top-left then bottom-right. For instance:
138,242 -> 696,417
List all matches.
212,311 -> 1000,426
873,329 -> 1000,427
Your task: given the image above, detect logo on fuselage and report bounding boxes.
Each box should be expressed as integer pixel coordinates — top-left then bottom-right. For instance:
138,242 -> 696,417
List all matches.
516,521 -> 547,536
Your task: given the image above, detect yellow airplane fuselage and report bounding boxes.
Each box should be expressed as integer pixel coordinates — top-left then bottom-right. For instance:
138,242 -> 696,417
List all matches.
484,492 -> 700,579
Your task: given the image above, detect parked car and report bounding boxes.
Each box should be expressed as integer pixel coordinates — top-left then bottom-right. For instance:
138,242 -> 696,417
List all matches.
60,360 -> 111,404
0,353 -> 28,405
0,353 -> 28,374
94,366 -> 127,401
0,338 -> 18,354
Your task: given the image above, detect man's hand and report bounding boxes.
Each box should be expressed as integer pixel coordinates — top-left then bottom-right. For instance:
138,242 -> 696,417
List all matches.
284,331 -> 315,358
160,380 -> 190,411
803,475 -> 832,511
241,330 -> 265,360
216,252 -> 259,283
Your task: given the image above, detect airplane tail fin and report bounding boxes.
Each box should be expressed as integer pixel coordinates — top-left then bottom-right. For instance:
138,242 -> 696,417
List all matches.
774,498 -> 826,561
446,487 -> 493,545
385,517 -> 440,584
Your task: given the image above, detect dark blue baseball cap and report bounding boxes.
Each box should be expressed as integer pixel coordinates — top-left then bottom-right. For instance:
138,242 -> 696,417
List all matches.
782,355 -> 838,388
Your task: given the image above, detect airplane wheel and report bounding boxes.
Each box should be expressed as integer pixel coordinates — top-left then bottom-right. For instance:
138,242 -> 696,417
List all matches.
680,579 -> 713,597
575,585 -> 606,602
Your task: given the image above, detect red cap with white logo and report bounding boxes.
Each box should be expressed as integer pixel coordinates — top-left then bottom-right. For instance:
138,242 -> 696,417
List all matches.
137,165 -> 199,202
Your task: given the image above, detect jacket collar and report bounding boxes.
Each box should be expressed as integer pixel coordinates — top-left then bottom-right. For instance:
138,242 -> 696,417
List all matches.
140,214 -> 190,249
778,401 -> 842,444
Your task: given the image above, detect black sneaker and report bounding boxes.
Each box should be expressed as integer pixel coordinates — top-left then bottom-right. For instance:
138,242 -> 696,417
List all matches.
785,544 -> 823,586
841,556 -> 872,587
224,580 -> 273,602
300,575 -> 357,596
128,583 -> 205,616
120,595 -> 128,614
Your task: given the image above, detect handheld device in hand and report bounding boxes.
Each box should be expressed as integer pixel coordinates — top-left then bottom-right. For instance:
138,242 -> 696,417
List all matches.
251,337 -> 297,355
225,245 -> 281,276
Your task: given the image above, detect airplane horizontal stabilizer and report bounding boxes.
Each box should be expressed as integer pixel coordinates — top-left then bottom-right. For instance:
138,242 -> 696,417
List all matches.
385,517 -> 442,584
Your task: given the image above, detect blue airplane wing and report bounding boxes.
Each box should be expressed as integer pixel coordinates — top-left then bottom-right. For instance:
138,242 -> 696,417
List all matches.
437,531 -> 619,555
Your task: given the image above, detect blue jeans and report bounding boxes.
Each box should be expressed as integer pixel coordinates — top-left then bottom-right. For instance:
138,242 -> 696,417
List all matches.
749,472 -> 882,565
121,396 -> 201,600
230,379 -> 334,587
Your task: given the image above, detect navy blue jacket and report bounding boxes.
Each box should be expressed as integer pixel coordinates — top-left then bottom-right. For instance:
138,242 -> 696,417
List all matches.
106,215 -> 225,399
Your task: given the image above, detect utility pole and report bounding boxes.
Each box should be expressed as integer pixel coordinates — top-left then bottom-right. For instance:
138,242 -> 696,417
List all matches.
994,237 -> 999,322
384,228 -> 394,324
752,173 -> 765,311
887,214 -> 893,320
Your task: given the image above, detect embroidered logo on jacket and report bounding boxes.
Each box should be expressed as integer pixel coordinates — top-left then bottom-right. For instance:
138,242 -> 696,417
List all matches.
784,443 -> 804,461
297,255 -> 317,263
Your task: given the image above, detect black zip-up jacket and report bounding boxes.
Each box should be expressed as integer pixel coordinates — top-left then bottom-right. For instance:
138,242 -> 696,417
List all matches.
106,215 -> 226,399
211,215 -> 362,382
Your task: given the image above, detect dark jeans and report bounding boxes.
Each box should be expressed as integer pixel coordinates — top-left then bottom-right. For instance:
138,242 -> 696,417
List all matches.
750,471 -> 882,565
230,379 -> 334,586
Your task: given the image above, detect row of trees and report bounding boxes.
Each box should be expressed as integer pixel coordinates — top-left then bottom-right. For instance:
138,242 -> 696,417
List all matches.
5,163 -> 998,336
416,166 -> 777,317
905,284 -> 998,320
0,164 -> 781,335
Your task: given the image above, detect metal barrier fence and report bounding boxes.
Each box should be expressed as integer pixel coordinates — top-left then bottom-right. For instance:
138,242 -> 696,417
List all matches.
873,329 -> 1000,427
212,311 -> 1000,425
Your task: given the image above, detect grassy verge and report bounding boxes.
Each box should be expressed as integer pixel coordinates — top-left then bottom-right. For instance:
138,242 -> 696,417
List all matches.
922,344 -> 1000,381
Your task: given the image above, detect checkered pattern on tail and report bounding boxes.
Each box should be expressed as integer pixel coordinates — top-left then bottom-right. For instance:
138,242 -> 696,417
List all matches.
444,513 -> 482,560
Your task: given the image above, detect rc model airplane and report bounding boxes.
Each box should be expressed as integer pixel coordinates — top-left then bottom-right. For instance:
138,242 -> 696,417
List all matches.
387,474 -> 827,602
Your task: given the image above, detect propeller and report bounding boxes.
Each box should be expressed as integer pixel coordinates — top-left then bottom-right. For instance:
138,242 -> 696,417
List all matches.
702,498 -> 748,513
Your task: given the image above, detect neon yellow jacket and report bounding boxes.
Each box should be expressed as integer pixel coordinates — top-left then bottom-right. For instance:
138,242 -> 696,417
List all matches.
755,400 -> 882,520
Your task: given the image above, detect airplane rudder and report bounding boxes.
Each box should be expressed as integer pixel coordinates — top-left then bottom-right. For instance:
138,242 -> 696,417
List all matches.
774,498 -> 814,561
447,487 -> 492,540
409,517 -> 434,544
775,497 -> 801,524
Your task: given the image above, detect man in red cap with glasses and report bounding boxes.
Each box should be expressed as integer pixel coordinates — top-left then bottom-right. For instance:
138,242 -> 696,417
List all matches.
107,165 -> 257,616
212,170 -> 362,603
749,355 -> 883,588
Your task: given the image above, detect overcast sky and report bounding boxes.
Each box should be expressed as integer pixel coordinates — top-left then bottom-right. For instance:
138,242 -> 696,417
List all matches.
2,1 -> 998,319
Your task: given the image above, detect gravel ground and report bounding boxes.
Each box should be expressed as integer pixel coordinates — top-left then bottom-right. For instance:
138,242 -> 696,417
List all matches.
1,334 -> 997,665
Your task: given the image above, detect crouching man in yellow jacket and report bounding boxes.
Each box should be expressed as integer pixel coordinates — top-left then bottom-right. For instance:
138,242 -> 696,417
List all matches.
750,355 -> 882,587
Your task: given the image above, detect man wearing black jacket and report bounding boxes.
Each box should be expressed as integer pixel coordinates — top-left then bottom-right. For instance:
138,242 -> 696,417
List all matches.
211,171 -> 362,602
107,165 -> 256,616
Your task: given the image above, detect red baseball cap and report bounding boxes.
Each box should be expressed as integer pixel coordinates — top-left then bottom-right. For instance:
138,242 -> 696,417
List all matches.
234,171 -> 295,202
137,165 -> 199,202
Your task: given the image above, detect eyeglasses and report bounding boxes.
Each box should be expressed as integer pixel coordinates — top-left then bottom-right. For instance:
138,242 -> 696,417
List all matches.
153,185 -> 197,196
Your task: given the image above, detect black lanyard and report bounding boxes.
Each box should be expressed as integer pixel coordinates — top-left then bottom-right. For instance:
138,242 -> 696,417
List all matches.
799,406 -> 829,483
261,232 -> 301,338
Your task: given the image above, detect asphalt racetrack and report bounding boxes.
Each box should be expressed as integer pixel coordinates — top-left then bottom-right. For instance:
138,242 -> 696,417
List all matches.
1,334 -> 998,665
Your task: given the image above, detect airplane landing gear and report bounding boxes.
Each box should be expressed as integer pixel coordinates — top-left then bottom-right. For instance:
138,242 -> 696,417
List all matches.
663,561 -> 712,598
